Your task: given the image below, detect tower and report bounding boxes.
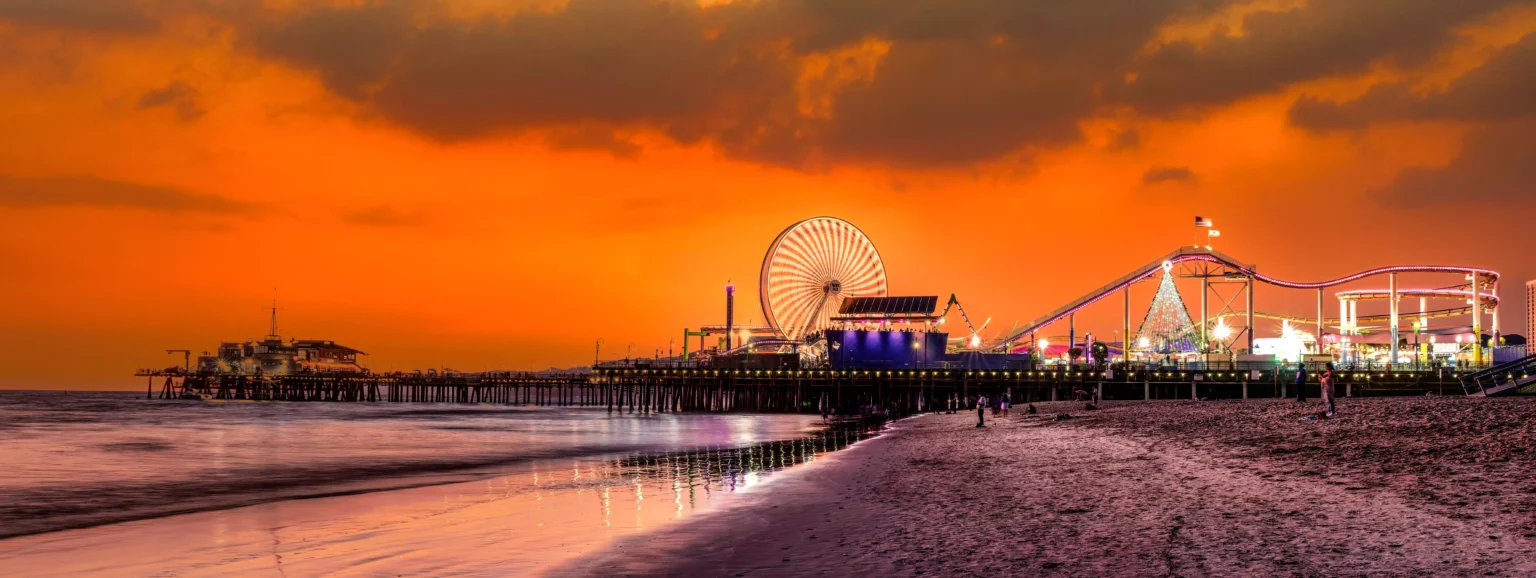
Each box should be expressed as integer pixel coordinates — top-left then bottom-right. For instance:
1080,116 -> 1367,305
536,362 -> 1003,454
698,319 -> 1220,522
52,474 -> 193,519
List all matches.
725,282 -> 735,350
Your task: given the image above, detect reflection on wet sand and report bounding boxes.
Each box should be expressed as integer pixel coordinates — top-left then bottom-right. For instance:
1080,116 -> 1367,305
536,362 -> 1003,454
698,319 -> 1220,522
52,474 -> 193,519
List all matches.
0,420 -> 881,577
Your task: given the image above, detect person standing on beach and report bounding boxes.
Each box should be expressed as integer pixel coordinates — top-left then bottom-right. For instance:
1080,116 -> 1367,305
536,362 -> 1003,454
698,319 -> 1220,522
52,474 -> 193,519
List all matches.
1321,362 -> 1337,417
1294,362 -> 1308,403
976,394 -> 987,427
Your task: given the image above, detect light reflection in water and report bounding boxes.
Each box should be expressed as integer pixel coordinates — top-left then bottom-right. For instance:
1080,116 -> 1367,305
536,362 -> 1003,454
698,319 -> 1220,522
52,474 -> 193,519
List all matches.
536,420 -> 876,499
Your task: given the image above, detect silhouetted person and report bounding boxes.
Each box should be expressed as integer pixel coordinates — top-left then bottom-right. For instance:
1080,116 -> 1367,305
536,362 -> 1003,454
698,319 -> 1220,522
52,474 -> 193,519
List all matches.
976,395 -> 987,427
1294,362 -> 1308,403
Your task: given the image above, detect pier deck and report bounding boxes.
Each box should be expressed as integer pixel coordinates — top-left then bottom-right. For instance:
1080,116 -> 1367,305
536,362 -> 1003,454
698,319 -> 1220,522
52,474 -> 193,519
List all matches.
136,366 -> 1479,413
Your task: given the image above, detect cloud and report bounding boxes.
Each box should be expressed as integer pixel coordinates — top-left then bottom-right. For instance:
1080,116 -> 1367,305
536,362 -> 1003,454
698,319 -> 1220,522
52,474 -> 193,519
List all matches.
26,0 -> 1520,171
136,81 -> 204,121
1290,32 -> 1536,130
1114,0 -> 1521,115
0,0 -> 160,34
1142,165 -> 1196,185
342,205 -> 425,227
544,126 -> 642,159
1107,129 -> 1141,152
1283,33 -> 1536,208
1369,119 -> 1536,207
0,174 -> 258,213
242,0 -> 1208,168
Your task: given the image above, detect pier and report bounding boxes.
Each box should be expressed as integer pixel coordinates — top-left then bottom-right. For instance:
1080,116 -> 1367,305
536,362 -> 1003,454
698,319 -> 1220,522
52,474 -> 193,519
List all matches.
137,364 -> 1477,414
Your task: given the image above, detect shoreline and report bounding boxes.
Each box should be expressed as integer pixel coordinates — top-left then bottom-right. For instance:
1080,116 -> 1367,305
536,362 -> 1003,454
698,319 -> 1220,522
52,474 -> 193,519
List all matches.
0,414 -> 873,576
0,395 -> 829,541
558,397 -> 1536,577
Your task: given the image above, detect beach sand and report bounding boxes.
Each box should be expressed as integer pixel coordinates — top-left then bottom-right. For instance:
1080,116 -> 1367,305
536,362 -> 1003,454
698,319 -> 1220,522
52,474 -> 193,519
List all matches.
559,396 -> 1536,577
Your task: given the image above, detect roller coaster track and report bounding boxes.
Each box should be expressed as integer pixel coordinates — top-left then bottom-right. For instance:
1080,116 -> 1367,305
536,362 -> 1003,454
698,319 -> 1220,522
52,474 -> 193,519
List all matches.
1336,288 -> 1498,308
1207,306 -> 1482,327
995,247 -> 1498,349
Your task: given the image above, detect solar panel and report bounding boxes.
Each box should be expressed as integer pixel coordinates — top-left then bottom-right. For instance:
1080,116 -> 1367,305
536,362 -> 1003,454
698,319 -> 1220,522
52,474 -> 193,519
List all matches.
837,296 -> 938,315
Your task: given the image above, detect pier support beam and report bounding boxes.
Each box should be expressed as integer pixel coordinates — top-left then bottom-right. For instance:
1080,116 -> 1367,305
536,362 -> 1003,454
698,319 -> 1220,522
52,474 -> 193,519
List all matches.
1316,288 -> 1324,356
1471,272 -> 1483,364
1247,276 -> 1255,353
1390,273 -> 1399,364
1201,277 -> 1209,353
1492,278 -> 1500,348
1124,287 -> 1130,364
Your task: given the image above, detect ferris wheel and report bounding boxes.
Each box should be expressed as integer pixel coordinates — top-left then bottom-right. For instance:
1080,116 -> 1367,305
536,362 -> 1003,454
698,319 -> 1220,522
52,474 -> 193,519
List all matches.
759,217 -> 888,341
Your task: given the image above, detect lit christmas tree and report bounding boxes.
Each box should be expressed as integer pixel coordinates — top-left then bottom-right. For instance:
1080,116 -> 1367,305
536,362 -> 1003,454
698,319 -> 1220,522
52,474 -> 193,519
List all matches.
1134,270 -> 1199,354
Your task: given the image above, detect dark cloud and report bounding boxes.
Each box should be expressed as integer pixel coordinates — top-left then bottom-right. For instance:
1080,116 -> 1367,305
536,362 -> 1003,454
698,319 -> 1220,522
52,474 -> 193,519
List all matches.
0,174 -> 258,213
1290,33 -> 1536,130
0,0 -> 159,34
342,205 -> 425,227
1142,165 -> 1195,185
36,0 -> 1501,170
1369,120 -> 1536,206
250,2 -> 413,101
136,81 -> 204,121
1107,128 -> 1142,152
544,126 -> 642,159
244,0 -> 1212,168
1285,34 -> 1536,208
1114,0 -> 1521,115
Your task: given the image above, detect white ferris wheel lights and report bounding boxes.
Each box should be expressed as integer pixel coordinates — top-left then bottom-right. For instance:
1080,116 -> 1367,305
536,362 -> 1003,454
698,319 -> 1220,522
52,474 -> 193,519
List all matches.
759,217 -> 888,341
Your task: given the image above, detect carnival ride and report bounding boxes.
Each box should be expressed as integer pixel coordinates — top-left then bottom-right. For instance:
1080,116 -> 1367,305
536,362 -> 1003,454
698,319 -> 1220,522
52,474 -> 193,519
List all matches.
759,217 -> 889,342
738,217 -> 1502,370
993,247 -> 1501,363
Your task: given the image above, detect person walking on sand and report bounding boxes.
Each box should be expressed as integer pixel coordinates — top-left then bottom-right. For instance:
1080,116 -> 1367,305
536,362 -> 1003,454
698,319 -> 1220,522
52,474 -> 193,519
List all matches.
1321,362 -> 1337,417
1294,362 -> 1308,403
1001,393 -> 1010,417
976,394 -> 987,427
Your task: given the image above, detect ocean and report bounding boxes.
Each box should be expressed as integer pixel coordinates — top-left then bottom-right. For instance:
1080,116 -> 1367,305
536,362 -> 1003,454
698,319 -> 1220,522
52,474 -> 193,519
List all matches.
0,390 -> 835,541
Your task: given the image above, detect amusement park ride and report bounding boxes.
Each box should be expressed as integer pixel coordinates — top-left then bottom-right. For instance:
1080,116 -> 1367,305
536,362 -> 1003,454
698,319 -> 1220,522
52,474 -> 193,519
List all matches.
685,216 -> 1508,373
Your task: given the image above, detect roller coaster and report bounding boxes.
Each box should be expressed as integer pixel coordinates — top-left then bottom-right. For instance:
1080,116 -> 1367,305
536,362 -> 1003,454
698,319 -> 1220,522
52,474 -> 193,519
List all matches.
992,247 -> 1501,363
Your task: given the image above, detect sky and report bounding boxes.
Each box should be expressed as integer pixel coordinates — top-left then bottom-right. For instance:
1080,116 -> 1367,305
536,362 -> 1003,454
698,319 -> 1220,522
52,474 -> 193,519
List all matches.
1,0 -> 1533,389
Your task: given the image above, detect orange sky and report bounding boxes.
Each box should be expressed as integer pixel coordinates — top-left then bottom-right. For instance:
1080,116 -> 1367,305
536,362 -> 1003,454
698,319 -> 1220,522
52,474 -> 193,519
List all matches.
2,0 -> 1533,389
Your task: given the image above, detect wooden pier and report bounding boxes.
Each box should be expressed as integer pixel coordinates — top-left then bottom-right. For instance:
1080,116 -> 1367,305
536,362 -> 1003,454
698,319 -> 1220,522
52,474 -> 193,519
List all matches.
137,365 -> 1475,413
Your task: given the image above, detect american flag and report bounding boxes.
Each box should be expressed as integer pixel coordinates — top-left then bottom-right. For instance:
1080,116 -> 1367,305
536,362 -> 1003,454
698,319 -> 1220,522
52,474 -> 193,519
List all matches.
1194,216 -> 1213,228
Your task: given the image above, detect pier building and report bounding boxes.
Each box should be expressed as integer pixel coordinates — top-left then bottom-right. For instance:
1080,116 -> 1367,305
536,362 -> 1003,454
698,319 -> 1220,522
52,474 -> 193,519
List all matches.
198,338 -> 366,375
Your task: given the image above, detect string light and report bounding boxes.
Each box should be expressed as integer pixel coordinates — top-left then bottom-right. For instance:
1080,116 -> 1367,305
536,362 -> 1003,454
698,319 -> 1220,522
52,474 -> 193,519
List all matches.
1134,268 -> 1199,354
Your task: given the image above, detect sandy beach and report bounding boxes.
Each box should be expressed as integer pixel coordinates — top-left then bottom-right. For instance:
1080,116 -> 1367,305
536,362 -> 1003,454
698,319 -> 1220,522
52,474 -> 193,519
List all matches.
560,396 -> 1536,577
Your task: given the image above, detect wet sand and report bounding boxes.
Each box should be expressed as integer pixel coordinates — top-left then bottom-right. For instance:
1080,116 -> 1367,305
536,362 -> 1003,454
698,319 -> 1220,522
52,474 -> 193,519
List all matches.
561,397 -> 1536,577
0,426 -> 869,576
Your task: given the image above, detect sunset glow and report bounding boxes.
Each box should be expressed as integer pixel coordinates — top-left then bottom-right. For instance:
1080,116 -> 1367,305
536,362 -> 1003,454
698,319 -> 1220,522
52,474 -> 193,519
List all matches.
2,0 -> 1532,388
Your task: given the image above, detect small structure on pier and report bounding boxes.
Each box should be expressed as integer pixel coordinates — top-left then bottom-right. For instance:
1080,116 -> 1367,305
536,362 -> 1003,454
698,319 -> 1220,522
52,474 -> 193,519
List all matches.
193,302 -> 366,375
199,338 -> 367,375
